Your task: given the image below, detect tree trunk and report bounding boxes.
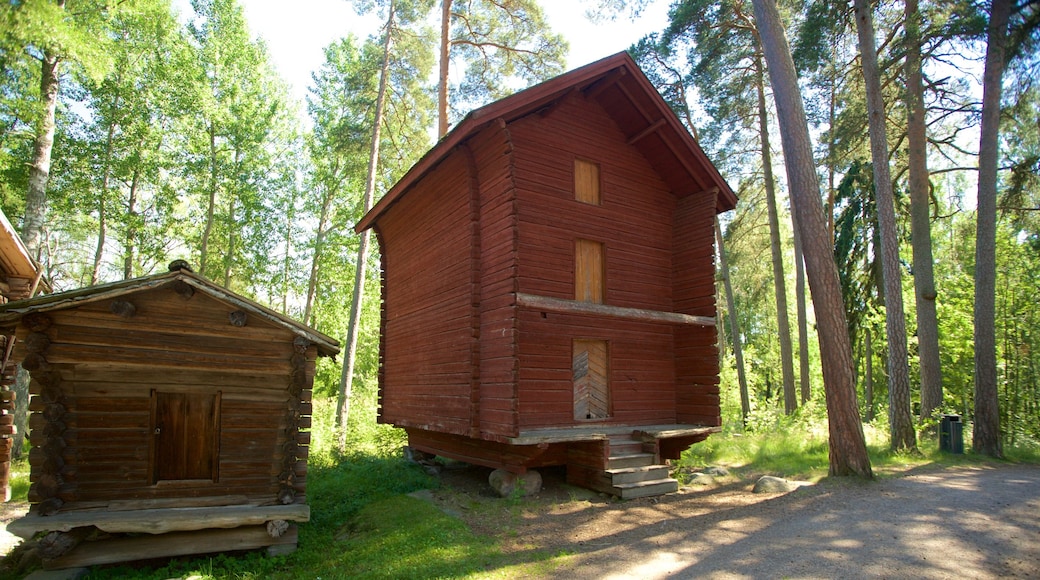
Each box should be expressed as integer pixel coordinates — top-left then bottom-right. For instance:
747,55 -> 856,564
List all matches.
717,218 -> 750,425
865,326 -> 874,422
751,0 -> 872,478
304,188 -> 333,327
93,115 -> 118,285
17,23 -> 63,463
973,0 -> 1010,458
904,0 -> 943,426
337,1 -> 396,450
124,164 -> 141,279
223,195 -> 235,288
200,122 -> 218,275
853,0 -> 915,452
792,208 -> 812,403
756,57 -> 797,415
437,0 -> 453,138
23,49 -> 61,262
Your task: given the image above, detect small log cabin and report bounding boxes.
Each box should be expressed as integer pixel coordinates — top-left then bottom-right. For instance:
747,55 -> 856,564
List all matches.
0,209 -> 46,501
355,52 -> 738,498
0,263 -> 339,569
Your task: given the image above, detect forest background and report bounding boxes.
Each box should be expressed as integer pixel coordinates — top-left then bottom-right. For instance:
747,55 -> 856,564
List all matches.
0,0 -> 1038,466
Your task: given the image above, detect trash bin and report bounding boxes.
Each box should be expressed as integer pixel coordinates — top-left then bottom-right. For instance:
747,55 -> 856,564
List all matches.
939,414 -> 964,454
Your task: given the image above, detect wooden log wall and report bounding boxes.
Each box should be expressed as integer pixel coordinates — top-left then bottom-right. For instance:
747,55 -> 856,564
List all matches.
16,284 -> 313,511
472,123 -> 521,439
0,333 -> 16,501
378,152 -> 476,437
673,190 -> 722,426
506,92 -> 683,429
510,93 -> 676,314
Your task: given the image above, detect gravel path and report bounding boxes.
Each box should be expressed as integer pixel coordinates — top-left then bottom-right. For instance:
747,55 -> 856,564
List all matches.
437,462 -> 1040,579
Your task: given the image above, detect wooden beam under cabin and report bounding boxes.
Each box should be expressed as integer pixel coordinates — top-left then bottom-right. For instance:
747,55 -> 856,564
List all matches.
8,503 -> 309,538
515,293 -> 715,327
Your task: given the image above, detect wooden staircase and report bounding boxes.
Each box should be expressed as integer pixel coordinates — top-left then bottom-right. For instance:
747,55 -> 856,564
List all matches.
567,432 -> 679,499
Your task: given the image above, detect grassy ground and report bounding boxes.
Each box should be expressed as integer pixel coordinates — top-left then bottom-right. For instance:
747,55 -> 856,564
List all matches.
3,410 -> 1037,579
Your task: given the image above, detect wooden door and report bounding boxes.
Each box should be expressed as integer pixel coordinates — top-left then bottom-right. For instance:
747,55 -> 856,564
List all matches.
574,158 -> 601,205
575,239 -> 604,303
573,339 -> 609,420
150,391 -> 220,483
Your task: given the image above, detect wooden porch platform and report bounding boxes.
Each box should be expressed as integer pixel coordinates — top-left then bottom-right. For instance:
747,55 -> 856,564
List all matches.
508,424 -> 720,445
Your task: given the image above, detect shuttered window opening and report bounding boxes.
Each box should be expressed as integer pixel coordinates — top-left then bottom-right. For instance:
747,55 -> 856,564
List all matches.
150,391 -> 221,484
575,238 -> 605,303
574,158 -> 601,205
573,339 -> 610,420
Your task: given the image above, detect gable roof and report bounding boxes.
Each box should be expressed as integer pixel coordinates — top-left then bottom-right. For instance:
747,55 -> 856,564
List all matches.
0,268 -> 339,357
0,209 -> 46,292
356,51 -> 737,233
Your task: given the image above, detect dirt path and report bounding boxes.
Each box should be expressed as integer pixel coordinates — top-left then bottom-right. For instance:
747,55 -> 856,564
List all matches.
432,462 -> 1040,579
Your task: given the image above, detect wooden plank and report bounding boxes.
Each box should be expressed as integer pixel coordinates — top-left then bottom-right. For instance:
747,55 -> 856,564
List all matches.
44,525 -> 298,569
10,503 -> 308,537
517,293 -> 714,326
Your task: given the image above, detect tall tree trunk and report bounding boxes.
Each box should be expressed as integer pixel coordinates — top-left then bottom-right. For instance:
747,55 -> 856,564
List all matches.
717,218 -> 750,425
200,122 -> 218,275
23,49 -> 61,262
93,116 -> 118,285
223,196 -> 235,288
756,57 -> 797,415
865,325 -> 874,422
123,165 -> 140,279
304,188 -> 334,327
853,0 -> 915,452
973,0 -> 1010,458
826,43 -> 838,240
751,0 -> 872,478
905,0 -> 943,426
792,208 -> 812,403
437,0 -> 452,138
338,2 -> 395,450
17,16 -> 64,460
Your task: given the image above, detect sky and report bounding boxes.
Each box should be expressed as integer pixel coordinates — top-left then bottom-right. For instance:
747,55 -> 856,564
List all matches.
232,1 -> 672,106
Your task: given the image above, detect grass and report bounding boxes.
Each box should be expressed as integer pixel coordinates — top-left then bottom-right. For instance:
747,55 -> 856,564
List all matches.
675,410 -> 1040,483
3,402 -> 1037,579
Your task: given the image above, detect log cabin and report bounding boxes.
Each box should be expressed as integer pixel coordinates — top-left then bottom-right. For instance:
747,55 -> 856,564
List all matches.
0,262 -> 339,569
0,209 -> 46,502
355,52 -> 738,499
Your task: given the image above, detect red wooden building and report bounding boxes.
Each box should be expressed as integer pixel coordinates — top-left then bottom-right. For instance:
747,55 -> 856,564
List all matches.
356,52 -> 737,498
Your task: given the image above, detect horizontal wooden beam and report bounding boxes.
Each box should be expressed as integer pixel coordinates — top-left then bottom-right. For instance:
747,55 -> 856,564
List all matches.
9,503 -> 309,538
626,118 -> 667,146
45,524 -> 297,570
516,293 -> 715,327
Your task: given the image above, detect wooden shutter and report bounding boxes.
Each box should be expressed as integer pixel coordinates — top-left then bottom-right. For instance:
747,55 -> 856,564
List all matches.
151,391 -> 221,483
574,159 -> 601,205
573,339 -> 609,420
575,239 -> 604,303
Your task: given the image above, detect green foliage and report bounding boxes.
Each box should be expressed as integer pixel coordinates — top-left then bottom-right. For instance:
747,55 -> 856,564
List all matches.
447,0 -> 568,118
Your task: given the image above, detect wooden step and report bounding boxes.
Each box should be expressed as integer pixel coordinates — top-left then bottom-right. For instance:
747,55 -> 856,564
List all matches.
607,434 -> 644,456
606,465 -> 671,485
608,452 -> 655,470
615,478 -> 679,499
